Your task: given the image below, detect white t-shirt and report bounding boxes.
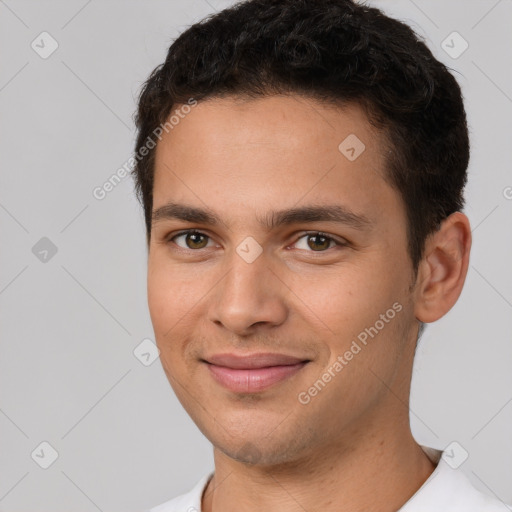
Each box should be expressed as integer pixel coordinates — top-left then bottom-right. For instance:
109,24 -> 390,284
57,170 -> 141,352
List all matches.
146,445 -> 508,511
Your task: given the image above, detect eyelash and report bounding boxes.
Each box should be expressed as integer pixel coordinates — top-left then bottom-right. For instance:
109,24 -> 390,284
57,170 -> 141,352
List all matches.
166,229 -> 346,253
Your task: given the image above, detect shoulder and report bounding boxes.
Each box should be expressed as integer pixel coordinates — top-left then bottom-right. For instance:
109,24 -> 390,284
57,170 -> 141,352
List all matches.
401,446 -> 508,512
145,473 -> 213,512
436,468 -> 508,511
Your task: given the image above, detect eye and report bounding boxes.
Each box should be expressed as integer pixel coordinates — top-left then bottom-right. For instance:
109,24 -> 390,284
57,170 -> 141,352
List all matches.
293,232 -> 342,252
169,230 -> 216,250
167,230 -> 344,253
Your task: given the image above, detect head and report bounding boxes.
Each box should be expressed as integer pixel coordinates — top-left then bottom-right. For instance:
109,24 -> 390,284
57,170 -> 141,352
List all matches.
132,0 -> 471,466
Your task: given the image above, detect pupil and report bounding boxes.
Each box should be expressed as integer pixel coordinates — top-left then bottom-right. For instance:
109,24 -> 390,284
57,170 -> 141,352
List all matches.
308,234 -> 329,251
188,233 -> 206,248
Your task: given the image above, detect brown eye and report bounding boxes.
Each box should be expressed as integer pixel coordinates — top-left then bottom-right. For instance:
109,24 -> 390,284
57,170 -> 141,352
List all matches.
294,232 -> 339,252
186,232 -> 209,249
307,234 -> 332,251
171,231 -> 213,250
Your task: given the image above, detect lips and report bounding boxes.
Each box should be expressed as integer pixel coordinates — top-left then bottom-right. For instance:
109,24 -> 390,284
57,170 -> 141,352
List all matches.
203,353 -> 310,393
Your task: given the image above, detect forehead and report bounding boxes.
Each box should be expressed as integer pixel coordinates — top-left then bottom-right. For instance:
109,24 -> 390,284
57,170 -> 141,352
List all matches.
152,94 -> 400,231
155,94 -> 386,164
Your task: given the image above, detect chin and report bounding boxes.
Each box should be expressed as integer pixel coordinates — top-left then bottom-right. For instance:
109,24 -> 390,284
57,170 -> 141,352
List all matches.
217,440 -> 298,467
206,421 -> 318,468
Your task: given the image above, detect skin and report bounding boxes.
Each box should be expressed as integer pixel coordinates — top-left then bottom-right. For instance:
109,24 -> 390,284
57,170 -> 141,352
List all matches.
147,95 -> 472,512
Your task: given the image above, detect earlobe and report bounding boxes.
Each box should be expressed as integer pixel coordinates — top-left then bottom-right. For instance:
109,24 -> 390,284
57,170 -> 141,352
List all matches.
414,212 -> 472,323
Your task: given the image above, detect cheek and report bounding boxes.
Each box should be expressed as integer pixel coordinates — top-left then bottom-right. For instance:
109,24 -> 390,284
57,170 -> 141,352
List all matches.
147,254 -> 203,340
147,263 -> 200,387
147,268 -> 172,331
309,256 -> 409,348
299,265 -> 380,331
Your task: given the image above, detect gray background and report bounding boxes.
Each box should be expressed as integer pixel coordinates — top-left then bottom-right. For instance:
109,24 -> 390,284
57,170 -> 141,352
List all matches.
1,0 -> 511,510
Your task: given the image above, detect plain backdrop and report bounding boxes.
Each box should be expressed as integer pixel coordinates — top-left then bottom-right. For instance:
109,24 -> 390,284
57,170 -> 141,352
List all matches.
1,1 -> 511,510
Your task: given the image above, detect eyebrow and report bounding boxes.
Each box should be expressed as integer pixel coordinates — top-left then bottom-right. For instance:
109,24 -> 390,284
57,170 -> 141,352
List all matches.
152,202 -> 373,231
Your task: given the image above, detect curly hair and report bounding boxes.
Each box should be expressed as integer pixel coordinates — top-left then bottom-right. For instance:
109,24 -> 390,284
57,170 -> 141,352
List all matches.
131,0 -> 469,273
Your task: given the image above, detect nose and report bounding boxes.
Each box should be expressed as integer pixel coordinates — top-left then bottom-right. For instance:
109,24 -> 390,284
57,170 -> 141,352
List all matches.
207,248 -> 288,336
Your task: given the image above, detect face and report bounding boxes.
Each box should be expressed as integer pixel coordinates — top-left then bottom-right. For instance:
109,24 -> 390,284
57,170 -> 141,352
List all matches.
148,95 -> 419,466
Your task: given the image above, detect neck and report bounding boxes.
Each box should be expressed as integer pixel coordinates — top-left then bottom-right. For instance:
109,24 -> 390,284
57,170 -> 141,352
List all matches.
202,412 -> 436,512
202,328 -> 435,512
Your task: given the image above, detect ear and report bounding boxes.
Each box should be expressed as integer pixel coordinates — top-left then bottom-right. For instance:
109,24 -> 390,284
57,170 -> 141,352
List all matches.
414,212 -> 472,323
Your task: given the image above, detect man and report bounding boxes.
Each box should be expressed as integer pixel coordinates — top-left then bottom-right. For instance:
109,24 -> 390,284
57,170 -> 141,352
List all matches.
131,0 -> 505,510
